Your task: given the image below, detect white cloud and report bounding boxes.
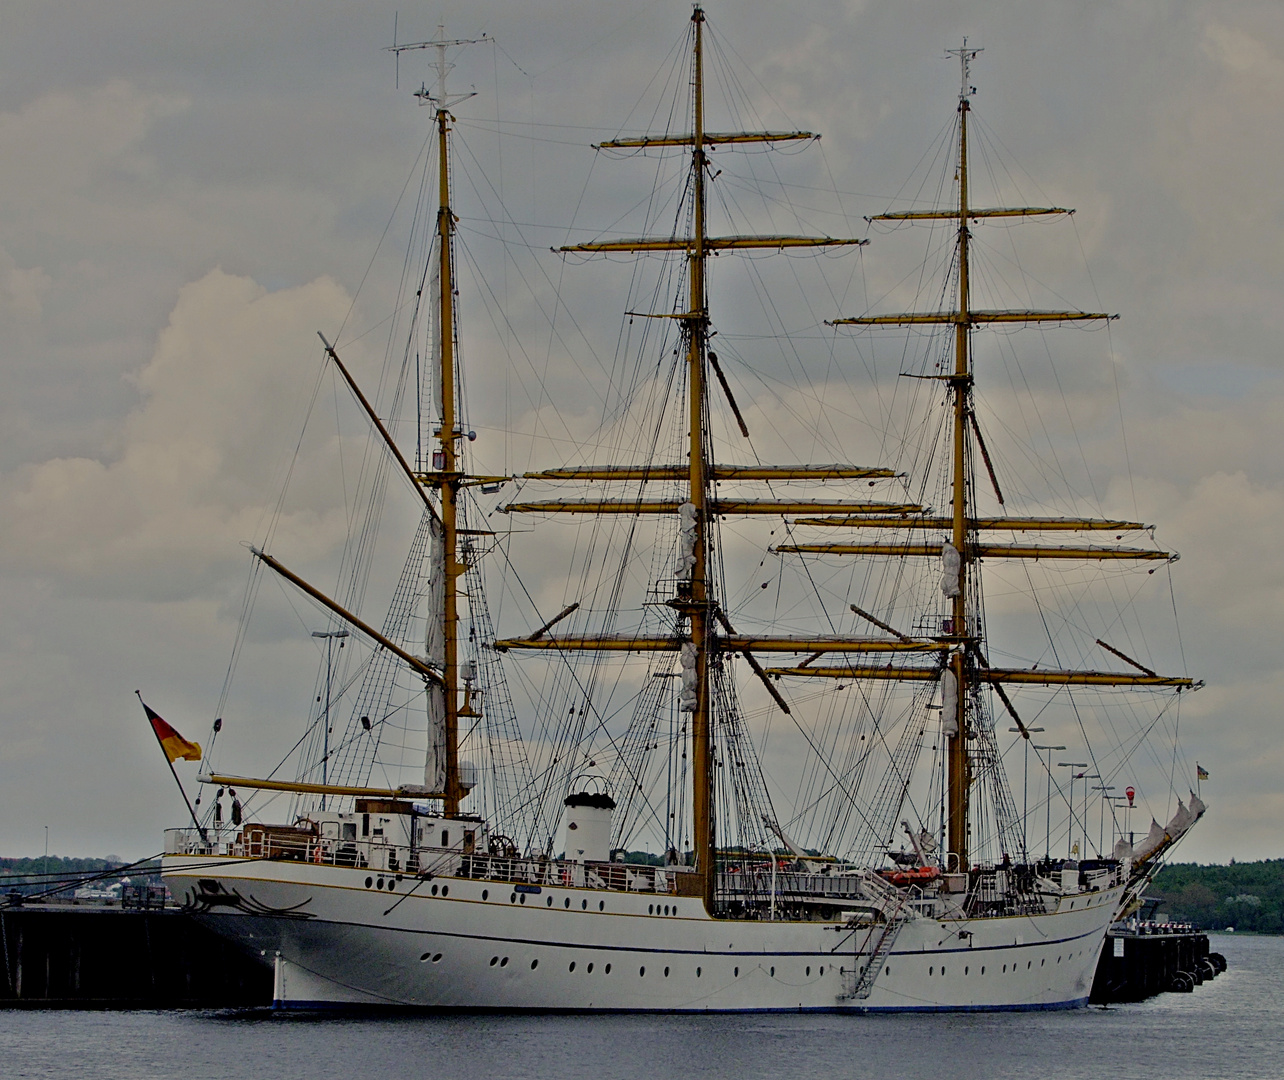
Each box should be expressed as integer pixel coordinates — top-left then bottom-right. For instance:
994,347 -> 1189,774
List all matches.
0,269 -> 360,601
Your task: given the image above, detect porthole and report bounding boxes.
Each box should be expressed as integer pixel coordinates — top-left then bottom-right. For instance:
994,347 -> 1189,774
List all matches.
929,967 -> 934,976
1002,964 -> 1006,973
769,966 -> 775,977
605,964 -> 612,974
431,884 -> 439,896
546,896 -> 554,907
420,952 -> 432,962
664,967 -> 670,977
387,880 -> 396,891
500,957 -> 509,967
806,966 -> 811,977
964,966 -> 969,976
663,905 -> 670,915
587,963 -> 594,973
510,893 -> 517,903
648,904 -> 654,914
377,878 -> 385,890
569,962 -> 577,973
482,889 -> 489,901
1057,956 -> 1062,964
599,901 -> 605,911
1040,959 -> 1045,967
531,959 -> 539,970
365,877 -> 373,888
582,899 -> 588,910
441,886 -> 449,897
883,966 -> 889,976
565,898 -> 571,909
941,967 -> 945,976
981,966 -> 985,975
696,967 -> 702,978
734,967 -> 739,977
490,956 -> 499,967
432,953 -> 442,963
639,966 -> 646,977
520,894 -> 526,905
1027,961 -> 1032,969
820,966 -> 825,976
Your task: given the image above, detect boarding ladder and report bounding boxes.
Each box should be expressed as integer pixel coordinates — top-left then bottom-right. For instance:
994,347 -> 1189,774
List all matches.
839,871 -> 915,1001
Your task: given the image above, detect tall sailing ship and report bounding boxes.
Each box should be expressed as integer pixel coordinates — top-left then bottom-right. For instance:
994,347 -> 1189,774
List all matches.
162,11 -> 1205,1011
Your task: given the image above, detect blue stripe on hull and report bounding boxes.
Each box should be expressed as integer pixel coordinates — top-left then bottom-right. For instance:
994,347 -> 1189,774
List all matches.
270,996 -> 1091,1015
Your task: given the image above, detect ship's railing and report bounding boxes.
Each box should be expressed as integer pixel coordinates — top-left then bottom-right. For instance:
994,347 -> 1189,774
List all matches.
460,853 -> 683,895
718,870 -> 872,900
163,827 -> 686,895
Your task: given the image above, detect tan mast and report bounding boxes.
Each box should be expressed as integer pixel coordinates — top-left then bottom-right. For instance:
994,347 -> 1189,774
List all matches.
945,44 -> 976,868
685,7 -> 715,906
502,7 -> 867,911
781,43 -> 1195,870
434,101 -> 465,816
389,27 -> 487,816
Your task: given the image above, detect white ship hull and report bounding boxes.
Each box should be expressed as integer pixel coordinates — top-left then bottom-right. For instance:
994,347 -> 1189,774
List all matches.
165,855 -> 1120,1012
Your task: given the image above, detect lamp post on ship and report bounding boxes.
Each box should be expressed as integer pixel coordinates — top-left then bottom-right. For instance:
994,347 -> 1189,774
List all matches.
1079,774 -> 1100,856
312,629 -> 349,810
1009,726 -> 1044,855
1093,784 -> 1115,856
1033,745 -> 1064,863
1057,762 -> 1088,858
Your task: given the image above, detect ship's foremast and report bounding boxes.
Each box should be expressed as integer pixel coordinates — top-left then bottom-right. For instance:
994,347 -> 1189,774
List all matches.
227,31 -> 511,815
430,97 -> 465,815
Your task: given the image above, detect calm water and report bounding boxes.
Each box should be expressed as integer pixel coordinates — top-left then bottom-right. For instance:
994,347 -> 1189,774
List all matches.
1,933 -> 1277,1080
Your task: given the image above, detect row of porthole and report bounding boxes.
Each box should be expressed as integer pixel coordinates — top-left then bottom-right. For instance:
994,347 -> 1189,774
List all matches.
363,876 -> 450,897
507,891 -> 608,912
911,953 -> 1081,979
363,879 -> 656,915
415,954 -> 825,982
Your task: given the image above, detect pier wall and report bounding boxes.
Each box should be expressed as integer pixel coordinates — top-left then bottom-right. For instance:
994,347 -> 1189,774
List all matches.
0,904 -> 271,1008
1090,928 -> 1222,1003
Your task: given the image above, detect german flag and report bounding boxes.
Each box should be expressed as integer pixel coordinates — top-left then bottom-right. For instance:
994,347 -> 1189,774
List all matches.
141,700 -> 202,763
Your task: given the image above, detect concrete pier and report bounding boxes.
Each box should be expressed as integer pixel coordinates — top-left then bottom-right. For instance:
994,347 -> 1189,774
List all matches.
0,903 -> 270,1008
1090,924 -> 1226,1003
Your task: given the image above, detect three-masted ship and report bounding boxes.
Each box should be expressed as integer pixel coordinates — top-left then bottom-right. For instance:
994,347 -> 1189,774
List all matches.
162,11 -> 1202,1011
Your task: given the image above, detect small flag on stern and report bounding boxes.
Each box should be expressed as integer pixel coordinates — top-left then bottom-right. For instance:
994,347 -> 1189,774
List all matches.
141,700 -> 202,763
1197,763 -> 1210,781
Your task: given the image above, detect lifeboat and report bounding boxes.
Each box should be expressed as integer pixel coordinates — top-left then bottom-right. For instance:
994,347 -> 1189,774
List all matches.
879,866 -> 941,887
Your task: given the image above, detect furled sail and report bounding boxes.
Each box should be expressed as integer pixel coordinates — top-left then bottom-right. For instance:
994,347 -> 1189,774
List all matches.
425,516 -> 446,791
940,666 -> 959,736
940,542 -> 961,598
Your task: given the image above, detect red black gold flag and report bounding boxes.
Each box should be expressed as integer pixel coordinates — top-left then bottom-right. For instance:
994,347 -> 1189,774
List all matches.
141,700 -> 202,763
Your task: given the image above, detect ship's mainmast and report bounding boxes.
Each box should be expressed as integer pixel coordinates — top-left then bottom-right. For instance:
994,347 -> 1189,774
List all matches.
497,8 -> 872,910
685,8 -> 715,906
945,43 -> 977,869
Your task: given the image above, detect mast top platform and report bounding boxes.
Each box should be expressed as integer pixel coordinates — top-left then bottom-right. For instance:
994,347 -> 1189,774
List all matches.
386,21 -> 485,109
946,38 -> 983,104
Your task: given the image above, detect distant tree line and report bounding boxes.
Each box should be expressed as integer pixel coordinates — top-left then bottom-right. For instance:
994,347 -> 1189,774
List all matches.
1150,859 -> 1284,934
0,857 -> 159,898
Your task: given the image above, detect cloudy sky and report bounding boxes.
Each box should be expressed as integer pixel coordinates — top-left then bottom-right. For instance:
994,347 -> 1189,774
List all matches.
1,0 -> 1280,863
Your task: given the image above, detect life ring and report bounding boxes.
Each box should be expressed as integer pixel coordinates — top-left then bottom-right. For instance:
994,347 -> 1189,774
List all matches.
313,842 -> 324,864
